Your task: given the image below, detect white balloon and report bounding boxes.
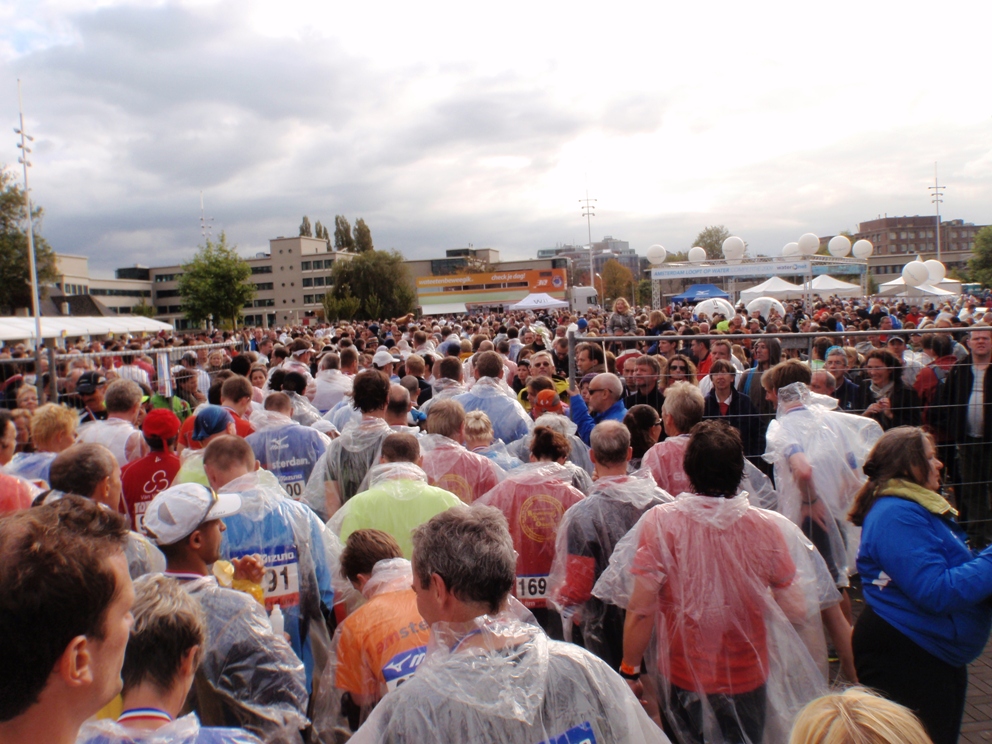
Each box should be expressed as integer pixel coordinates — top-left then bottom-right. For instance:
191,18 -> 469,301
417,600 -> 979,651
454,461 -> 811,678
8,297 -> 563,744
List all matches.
745,296 -> 786,318
902,261 -> 930,287
694,298 -> 735,320
782,242 -> 800,257
924,259 -> 946,283
852,239 -> 874,259
722,236 -> 746,260
646,244 -> 667,266
827,235 -> 852,257
797,232 -> 820,256
688,246 -> 707,263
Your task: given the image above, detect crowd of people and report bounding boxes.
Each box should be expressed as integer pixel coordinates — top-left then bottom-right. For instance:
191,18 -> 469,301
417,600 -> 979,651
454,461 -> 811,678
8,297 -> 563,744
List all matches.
2,288 -> 992,744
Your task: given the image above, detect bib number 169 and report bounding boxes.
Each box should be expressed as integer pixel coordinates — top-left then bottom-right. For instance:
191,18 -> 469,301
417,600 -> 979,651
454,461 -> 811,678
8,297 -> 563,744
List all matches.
516,575 -> 548,599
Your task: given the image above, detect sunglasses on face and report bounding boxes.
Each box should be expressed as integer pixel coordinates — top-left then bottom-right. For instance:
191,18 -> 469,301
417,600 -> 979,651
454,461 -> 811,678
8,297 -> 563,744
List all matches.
670,365 -> 688,372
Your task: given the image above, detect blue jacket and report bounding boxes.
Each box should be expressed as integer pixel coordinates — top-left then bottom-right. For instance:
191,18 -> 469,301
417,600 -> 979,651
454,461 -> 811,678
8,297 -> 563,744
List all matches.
570,396 -> 626,445
858,495 -> 992,667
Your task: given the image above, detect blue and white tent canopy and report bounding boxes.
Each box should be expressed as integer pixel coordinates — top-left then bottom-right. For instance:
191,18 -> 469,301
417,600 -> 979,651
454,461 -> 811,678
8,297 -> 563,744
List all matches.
670,284 -> 729,303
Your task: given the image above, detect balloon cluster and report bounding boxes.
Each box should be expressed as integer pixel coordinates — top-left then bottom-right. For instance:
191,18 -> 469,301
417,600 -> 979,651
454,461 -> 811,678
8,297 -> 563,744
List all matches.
902,255 -> 946,287
782,233 -> 873,260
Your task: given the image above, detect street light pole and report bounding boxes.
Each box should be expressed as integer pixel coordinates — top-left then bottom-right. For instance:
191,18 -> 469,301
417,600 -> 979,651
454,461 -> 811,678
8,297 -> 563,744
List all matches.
579,192 -> 596,297
14,80 -> 44,397
928,162 -> 945,262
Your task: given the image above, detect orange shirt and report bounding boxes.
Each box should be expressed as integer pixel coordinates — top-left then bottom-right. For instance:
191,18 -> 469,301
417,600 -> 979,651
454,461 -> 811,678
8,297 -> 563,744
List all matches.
177,407 -> 254,450
335,589 -> 429,698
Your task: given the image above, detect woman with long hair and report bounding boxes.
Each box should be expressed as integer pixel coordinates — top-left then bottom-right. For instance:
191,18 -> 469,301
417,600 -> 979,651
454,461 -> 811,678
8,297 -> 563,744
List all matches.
861,348 -> 922,430
661,354 -> 697,389
623,404 -> 663,470
849,426 -> 992,744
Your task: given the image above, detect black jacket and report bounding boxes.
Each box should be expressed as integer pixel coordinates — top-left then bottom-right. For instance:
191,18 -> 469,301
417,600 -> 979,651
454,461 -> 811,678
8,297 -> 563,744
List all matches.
703,387 -> 764,462
861,379 -> 922,431
935,355 -> 992,442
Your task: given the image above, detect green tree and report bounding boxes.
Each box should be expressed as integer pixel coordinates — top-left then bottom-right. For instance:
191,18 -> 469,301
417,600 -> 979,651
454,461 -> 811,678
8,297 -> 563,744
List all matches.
0,167 -> 58,314
693,225 -> 731,260
601,258 -> 634,305
637,278 -> 653,305
299,215 -> 312,237
665,250 -> 689,262
330,250 -> 416,320
334,216 -> 355,252
967,226 -> 992,288
313,219 -> 323,240
354,218 -> 374,253
177,232 -> 255,329
130,298 -> 156,318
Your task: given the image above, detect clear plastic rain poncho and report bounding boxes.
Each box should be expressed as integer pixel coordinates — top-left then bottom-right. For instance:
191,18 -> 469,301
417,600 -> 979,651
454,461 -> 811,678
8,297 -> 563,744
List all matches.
284,390 -> 324,428
76,713 -> 264,744
593,492 -> 828,744
303,416 -> 392,519
349,605 -> 669,744
642,434 -> 692,496
507,413 -> 594,474
218,470 -> 335,691
312,559 -> 430,738
453,377 -> 533,445
548,472 -> 673,667
328,462 -> 464,558
246,409 -> 331,501
419,434 -> 504,504
474,462 -> 585,611
763,382 -> 883,587
473,441 -> 524,471
4,450 -> 56,484
324,399 -> 362,433
183,575 -> 309,744
418,378 -> 467,419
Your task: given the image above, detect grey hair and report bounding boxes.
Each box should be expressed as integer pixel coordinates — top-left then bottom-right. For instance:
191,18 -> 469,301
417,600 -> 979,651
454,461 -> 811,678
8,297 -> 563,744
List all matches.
590,420 -> 631,466
532,413 -> 577,437
812,369 -> 836,389
104,378 -> 144,414
593,373 -> 623,400
661,381 -> 704,435
412,506 -> 515,614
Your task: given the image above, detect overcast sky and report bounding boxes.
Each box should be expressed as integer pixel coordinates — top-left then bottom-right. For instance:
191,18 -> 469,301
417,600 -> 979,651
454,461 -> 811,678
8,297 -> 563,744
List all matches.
2,0 -> 990,275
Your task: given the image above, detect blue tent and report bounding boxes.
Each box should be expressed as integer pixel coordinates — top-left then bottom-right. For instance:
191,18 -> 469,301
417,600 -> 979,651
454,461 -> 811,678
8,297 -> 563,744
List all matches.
670,284 -> 730,303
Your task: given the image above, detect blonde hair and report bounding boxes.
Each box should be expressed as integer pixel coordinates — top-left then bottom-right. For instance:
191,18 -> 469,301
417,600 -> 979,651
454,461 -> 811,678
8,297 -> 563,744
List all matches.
426,399 -> 466,439
789,688 -> 932,744
30,404 -> 78,448
661,381 -> 704,435
463,410 -> 493,442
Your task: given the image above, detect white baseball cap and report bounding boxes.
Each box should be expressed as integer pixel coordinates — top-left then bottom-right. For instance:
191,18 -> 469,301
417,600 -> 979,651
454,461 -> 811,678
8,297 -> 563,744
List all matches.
143,483 -> 242,546
372,350 -> 396,367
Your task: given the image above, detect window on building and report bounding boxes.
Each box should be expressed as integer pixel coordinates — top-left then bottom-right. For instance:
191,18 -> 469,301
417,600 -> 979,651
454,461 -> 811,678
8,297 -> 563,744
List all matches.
313,260 -> 324,269
304,295 -> 314,305
301,261 -> 312,271
254,282 -> 273,291
302,278 -> 313,287
251,266 -> 272,274
889,232 -> 897,240
900,232 -> 907,239
313,276 -> 324,286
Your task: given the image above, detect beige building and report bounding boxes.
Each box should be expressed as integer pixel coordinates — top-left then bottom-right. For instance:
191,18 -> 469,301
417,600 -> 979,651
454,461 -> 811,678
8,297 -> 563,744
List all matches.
53,254 -> 153,315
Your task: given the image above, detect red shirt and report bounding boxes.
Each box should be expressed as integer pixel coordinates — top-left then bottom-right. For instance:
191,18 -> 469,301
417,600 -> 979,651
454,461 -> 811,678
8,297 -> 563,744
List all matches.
121,451 -> 182,534
177,408 -> 254,451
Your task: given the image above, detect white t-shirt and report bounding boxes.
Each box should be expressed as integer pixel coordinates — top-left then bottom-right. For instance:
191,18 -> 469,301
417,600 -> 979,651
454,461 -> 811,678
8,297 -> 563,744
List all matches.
967,366 -> 986,438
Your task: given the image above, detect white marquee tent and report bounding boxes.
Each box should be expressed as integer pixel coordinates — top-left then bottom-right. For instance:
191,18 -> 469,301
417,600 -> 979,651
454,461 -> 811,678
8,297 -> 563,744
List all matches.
738,276 -> 804,304
0,316 -> 174,343
803,275 -> 862,297
877,277 -> 962,297
509,293 -> 569,311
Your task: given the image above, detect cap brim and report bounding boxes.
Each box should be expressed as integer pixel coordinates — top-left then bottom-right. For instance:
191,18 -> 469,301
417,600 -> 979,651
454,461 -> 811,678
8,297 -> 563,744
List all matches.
207,491 -> 242,520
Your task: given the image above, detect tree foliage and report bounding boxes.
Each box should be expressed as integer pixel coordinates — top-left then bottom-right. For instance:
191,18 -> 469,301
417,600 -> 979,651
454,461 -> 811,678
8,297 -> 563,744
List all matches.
177,232 -> 255,329
637,278 -> 653,306
601,258 -> 634,305
334,216 -> 355,252
968,226 -> 992,288
693,225 -> 731,260
299,215 -> 312,237
354,218 -> 374,253
130,298 -> 156,318
0,167 -> 58,314
329,250 -> 415,320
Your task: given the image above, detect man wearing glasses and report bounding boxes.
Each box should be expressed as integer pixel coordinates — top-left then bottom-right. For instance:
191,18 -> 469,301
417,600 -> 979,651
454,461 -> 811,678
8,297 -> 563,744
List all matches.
568,373 -> 627,446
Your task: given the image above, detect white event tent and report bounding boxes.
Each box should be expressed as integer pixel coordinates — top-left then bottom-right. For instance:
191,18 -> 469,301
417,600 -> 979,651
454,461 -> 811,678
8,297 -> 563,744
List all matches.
877,277 -> 962,297
803,275 -> 862,297
509,293 -> 569,311
0,316 -> 174,343
738,277 -> 804,304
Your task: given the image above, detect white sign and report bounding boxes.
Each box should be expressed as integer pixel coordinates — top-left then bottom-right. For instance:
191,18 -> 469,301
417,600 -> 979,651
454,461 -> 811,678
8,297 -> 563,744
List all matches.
651,260 -> 811,281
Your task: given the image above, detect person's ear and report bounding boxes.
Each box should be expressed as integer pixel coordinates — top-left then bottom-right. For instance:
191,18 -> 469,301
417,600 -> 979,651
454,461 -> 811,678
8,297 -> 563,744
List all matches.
58,635 -> 94,688
180,645 -> 200,679
253,459 -> 260,472
589,450 -> 599,466
430,572 -> 449,605
626,446 -> 633,462
188,528 -> 204,552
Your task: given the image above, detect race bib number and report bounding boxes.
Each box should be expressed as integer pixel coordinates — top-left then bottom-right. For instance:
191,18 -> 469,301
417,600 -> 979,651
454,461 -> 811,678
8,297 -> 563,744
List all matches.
515,574 -> 548,600
279,470 -> 305,499
537,722 -> 597,744
382,645 -> 427,691
260,545 -> 300,610
133,500 -> 149,535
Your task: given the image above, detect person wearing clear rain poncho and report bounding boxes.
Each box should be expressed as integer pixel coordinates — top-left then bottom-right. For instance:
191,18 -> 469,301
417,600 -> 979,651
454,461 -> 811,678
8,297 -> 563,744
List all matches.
642,382 -> 705,497
417,356 -> 468,419
142,483 -> 309,744
76,574 -> 263,744
420,400 -> 504,504
453,350 -> 533,445
202,436 -> 335,693
594,421 -> 827,744
475,427 -> 586,638
549,421 -> 673,669
313,531 -> 432,736
761,361 -> 882,606
305,370 -> 393,520
463,411 -> 525,471
246,393 -> 331,501
327,432 -> 463,558
507,412 -> 594,476
349,507 -> 670,744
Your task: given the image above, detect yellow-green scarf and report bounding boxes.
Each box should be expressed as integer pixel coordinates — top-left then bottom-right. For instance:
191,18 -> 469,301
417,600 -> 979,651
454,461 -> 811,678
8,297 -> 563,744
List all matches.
878,478 -> 958,518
